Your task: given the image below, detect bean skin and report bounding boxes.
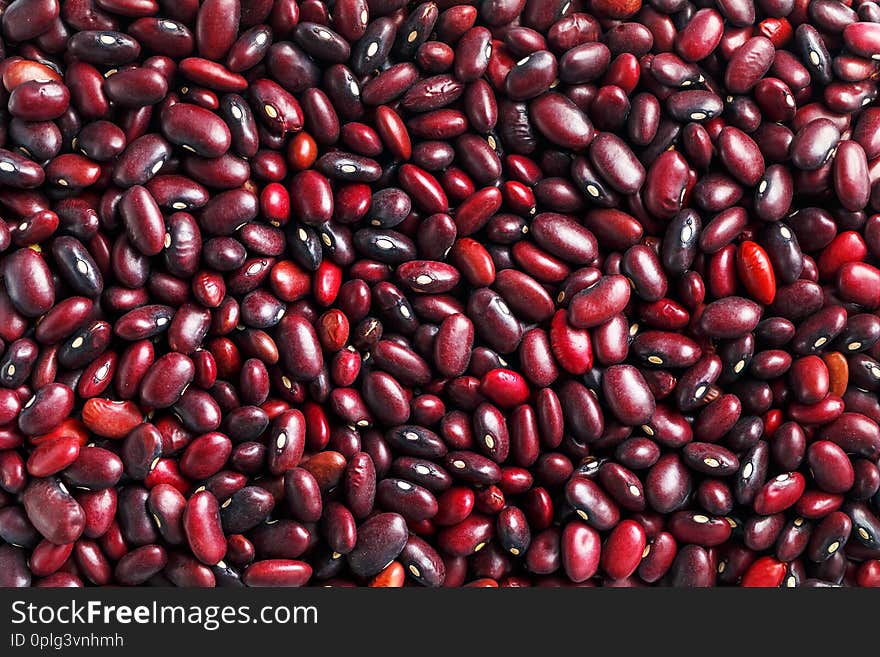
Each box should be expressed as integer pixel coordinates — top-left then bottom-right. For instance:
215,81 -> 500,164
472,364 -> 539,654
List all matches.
0,0 -> 877,591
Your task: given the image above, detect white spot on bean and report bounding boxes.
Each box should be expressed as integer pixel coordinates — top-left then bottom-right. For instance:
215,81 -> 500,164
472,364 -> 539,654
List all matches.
255,32 -> 268,46
586,184 -> 600,197
742,462 -> 754,479
264,104 -> 279,119
99,34 -> 117,45
827,541 -> 840,553
693,514 -> 710,523
151,159 -> 164,174
415,465 -> 431,475
452,459 -> 465,469
230,104 -> 244,120
397,480 -> 412,490
484,434 -> 495,449
813,336 -> 828,348
758,180 -> 768,194
690,112 -> 707,120
0,162 -> 14,172
415,274 -> 433,286
172,202 -> 187,210
809,50 -> 820,66
71,337 -> 84,349
341,164 -> 357,173
276,432 -> 287,449
407,30 -> 418,43
681,223 -> 694,243
629,484 -> 641,497
703,457 -> 720,468
5,365 -> 14,377
408,564 -> 421,577
849,341 -> 862,350
96,362 -> 111,380
366,42 -> 379,57
576,509 -> 589,521
647,355 -> 663,365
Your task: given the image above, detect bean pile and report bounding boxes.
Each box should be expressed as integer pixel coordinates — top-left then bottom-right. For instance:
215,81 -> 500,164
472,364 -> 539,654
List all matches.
1,0 -> 880,588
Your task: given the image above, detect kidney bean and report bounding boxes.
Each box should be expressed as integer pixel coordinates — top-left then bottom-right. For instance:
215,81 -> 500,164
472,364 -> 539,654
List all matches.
347,512 -> 408,577
242,559 -> 312,587
182,490 -> 225,565
23,477 -> 85,545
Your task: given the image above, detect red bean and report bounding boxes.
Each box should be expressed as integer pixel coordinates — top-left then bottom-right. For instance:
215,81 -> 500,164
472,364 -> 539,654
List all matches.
183,490 -> 226,565
23,477 -> 85,545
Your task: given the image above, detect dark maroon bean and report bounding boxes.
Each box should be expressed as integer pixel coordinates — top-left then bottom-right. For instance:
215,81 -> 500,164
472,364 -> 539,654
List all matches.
565,476 -> 620,531
347,512 -> 408,577
601,364 -> 655,426
530,93 -> 594,151
400,535 -> 445,587
701,297 -> 763,339
505,50 -> 559,101
669,545 -> 714,587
